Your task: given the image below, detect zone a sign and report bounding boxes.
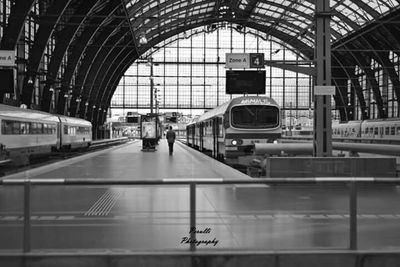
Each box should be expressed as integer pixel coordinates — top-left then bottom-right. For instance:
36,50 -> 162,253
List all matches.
0,50 -> 15,66
226,53 -> 265,69
225,53 -> 250,69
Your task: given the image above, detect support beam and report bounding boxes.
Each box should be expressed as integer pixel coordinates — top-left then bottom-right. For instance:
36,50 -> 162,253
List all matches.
313,0 -> 332,157
21,0 -> 72,107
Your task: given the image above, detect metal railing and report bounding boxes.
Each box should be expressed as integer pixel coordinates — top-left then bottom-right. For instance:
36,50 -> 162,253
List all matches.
1,177 -> 399,253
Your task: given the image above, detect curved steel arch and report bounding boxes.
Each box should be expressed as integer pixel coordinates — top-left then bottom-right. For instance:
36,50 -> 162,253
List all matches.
41,0 -> 101,112
92,50 -> 136,124
344,42 -> 385,118
57,0 -> 122,115
0,0 -> 35,50
356,32 -> 400,112
74,20 -> 128,115
87,37 -> 138,114
21,0 -> 73,106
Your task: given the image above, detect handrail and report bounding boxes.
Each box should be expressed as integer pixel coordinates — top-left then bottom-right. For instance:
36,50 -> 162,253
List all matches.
0,177 -> 399,253
1,177 -> 400,185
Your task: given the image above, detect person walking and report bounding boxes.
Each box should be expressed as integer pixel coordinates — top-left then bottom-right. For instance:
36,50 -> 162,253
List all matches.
166,126 -> 176,155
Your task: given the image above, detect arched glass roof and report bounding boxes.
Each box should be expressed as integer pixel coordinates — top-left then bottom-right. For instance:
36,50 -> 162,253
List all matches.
125,0 -> 400,58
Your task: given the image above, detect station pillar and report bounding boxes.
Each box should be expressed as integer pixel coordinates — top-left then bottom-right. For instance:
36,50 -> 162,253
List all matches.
313,0 -> 332,157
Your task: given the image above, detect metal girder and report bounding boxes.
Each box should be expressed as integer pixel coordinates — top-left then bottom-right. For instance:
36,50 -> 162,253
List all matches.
75,23 -> 128,117
331,56 -> 349,121
344,43 -> 385,118
82,42 -> 136,121
88,38 -> 138,120
57,0 -> 122,115
0,0 -> 35,50
97,48 -> 140,123
331,52 -> 368,120
355,32 -> 400,114
73,31 -> 133,117
99,48 -> 138,108
99,53 -> 137,124
381,24 -> 400,56
21,0 -> 73,107
41,0 -> 100,112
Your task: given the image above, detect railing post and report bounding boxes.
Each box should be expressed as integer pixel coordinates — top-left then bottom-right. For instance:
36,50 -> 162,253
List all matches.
349,180 -> 357,250
23,180 -> 31,253
190,182 -> 196,251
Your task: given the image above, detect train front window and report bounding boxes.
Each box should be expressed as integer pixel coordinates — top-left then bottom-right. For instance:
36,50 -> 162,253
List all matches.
231,105 -> 279,128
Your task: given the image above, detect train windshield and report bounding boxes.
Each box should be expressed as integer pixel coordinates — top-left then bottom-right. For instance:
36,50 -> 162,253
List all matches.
231,105 -> 279,128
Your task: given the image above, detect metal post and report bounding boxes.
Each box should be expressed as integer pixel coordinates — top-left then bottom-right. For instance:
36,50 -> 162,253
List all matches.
190,183 -> 196,251
313,0 -> 332,157
23,181 -> 31,253
349,181 -> 357,250
150,57 -> 154,114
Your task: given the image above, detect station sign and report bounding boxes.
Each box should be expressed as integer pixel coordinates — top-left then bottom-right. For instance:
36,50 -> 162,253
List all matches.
314,85 -> 336,95
225,53 -> 250,69
226,53 -> 265,69
0,50 -> 15,66
249,53 -> 264,68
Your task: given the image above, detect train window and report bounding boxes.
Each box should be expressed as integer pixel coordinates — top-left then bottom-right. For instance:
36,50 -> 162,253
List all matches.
21,123 -> 28,134
397,127 -> 400,135
385,127 -> 390,135
12,121 -> 20,134
231,105 -> 279,128
64,125 -> 68,135
374,127 -> 378,135
1,120 -> 13,135
391,127 -> 395,135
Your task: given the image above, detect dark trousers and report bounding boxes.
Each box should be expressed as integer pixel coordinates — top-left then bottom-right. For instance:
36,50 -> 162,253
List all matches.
168,142 -> 174,154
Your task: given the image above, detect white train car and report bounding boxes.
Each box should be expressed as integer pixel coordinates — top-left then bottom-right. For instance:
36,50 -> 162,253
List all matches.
58,115 -> 92,150
187,96 -> 281,164
332,120 -> 362,138
0,104 -> 93,165
361,119 -> 400,140
0,104 -> 60,162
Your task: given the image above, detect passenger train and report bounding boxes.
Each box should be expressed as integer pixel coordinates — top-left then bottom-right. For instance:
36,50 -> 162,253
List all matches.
332,119 -> 400,141
283,119 -> 400,143
186,96 -> 281,164
0,104 -> 92,165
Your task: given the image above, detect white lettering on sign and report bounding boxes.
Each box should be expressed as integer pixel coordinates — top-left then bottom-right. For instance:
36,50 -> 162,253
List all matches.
240,98 -> 271,105
0,50 -> 15,66
226,53 -> 250,69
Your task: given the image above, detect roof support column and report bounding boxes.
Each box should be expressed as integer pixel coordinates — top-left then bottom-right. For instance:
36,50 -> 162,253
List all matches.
313,0 -> 332,157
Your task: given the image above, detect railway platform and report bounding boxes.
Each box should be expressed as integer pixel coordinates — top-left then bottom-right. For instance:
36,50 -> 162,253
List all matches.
0,140 -> 400,267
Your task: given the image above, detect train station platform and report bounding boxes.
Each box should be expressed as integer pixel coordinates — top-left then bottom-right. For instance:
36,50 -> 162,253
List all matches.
1,140 -> 400,267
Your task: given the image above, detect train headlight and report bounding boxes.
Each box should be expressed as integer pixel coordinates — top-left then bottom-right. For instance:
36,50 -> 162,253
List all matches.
231,139 -> 243,146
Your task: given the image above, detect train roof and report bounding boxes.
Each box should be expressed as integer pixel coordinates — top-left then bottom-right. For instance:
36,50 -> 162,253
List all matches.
196,96 -> 279,122
0,104 -> 60,123
57,115 -> 92,126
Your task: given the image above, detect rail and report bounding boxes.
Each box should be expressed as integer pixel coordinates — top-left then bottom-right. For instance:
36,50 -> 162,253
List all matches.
1,177 -> 400,253
90,137 -> 129,148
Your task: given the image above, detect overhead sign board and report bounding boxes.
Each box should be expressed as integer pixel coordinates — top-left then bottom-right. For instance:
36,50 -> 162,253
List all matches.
314,85 -> 336,95
0,50 -> 15,66
226,53 -> 250,69
249,53 -> 264,68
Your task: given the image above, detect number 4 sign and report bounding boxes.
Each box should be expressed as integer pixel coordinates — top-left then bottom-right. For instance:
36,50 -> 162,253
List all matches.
249,53 -> 264,68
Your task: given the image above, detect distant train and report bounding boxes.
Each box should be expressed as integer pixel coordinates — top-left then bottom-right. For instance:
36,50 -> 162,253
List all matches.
186,96 -> 281,164
332,119 -> 400,141
283,119 -> 400,142
0,104 -> 92,165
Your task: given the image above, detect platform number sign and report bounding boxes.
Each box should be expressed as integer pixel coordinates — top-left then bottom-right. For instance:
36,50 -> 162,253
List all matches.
250,53 -> 264,68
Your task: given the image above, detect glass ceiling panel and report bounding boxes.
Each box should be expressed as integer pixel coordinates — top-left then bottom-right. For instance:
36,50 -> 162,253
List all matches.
126,0 -> 400,56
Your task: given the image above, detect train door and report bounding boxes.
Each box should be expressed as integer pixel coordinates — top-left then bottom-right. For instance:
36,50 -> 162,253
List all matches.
200,122 -> 204,151
213,117 -> 218,158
